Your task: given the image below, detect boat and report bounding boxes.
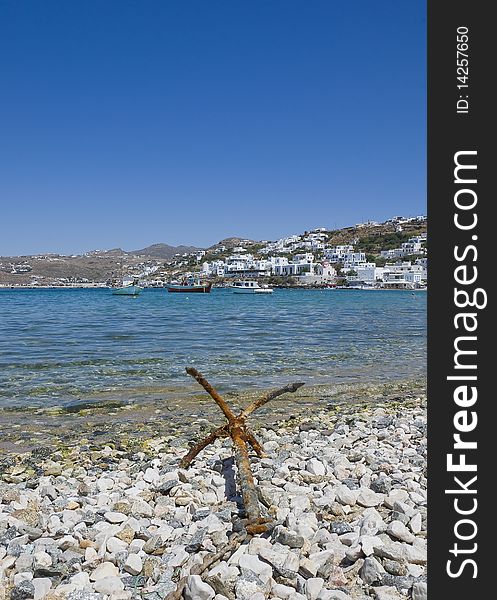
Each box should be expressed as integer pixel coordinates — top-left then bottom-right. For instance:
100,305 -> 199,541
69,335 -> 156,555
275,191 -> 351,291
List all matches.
112,284 -> 143,295
111,277 -> 143,296
231,281 -> 273,294
167,277 -> 212,293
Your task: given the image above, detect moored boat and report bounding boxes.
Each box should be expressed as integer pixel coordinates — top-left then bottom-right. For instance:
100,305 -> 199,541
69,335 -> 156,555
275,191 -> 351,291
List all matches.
167,277 -> 212,293
231,281 -> 273,294
112,284 -> 143,296
111,277 -> 143,295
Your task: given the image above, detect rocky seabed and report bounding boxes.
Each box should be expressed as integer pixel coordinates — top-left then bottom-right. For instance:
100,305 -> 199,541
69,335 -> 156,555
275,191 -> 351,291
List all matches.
1,400 -> 427,600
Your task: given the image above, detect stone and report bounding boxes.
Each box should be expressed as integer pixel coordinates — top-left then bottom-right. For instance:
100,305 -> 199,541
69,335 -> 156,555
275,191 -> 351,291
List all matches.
184,575 -> 216,600
345,545 -> 363,562
85,547 -> 98,563
374,541 -> 407,563
330,522 -> 352,535
97,477 -> 114,492
156,479 -> 179,495
359,557 -> 386,584
234,571 -> 269,600
116,525 -> 135,544
168,548 -> 189,567
143,468 -> 160,483
106,536 -> 128,554
318,591 -> 353,600
387,520 -> 415,543
272,583 -> 297,599
335,485 -> 358,506
307,459 -> 326,476
273,526 -> 305,548
104,511 -> 127,524
15,554 -> 34,571
359,508 -> 385,535
403,544 -> 427,565
360,534 -> 383,556
325,564 -> 348,586
380,573 -> 416,591
373,586 -> 404,600
90,561 -> 119,581
208,561 -> 239,582
131,498 -> 154,518
10,581 -> 35,600
124,553 -> 142,575
304,577 -> 324,600
143,534 -> 167,555
33,551 -> 52,568
14,573 -> 34,587
32,578 -> 52,600
384,490 -> 409,509
383,559 -> 408,576
70,573 -> 91,589
299,557 -> 318,578
93,576 -> 124,595
67,593 -> 102,600
239,554 -> 273,583
186,529 -> 206,553
356,488 -> 384,507
412,582 -> 428,600
409,513 -> 422,534
371,476 -> 391,494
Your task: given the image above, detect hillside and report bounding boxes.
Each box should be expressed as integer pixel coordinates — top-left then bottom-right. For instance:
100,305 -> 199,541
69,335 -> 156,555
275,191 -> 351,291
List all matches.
130,243 -> 201,259
207,237 -> 257,251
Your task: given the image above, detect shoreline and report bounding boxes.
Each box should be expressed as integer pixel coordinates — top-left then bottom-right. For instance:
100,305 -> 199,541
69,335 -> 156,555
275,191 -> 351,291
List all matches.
0,285 -> 427,291
0,378 -> 425,459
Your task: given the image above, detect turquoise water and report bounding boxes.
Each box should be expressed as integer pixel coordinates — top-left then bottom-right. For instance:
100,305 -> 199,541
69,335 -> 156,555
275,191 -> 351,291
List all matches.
0,288 -> 426,408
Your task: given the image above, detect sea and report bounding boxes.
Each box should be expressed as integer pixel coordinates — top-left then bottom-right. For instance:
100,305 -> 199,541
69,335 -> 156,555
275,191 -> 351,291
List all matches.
0,287 -> 426,409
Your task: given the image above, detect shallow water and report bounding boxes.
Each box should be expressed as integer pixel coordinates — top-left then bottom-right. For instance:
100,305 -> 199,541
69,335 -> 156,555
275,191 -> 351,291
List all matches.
0,287 -> 426,408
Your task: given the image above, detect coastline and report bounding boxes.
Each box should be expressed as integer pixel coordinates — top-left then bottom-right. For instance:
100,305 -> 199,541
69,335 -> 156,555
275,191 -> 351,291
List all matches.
0,285 -> 427,291
0,379 -> 425,458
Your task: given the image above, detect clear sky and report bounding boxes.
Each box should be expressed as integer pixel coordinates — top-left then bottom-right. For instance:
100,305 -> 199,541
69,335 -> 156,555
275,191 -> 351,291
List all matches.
0,0 -> 426,255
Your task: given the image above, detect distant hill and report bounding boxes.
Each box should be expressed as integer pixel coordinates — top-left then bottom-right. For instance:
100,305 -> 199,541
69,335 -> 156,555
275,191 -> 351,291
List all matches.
207,237 -> 257,251
129,243 -> 201,259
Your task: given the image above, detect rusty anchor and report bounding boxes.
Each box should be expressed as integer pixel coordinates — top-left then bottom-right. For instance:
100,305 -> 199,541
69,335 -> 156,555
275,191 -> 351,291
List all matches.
180,367 -> 305,534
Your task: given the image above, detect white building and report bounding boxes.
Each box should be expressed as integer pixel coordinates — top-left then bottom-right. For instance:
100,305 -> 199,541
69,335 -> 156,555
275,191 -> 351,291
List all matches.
342,252 -> 367,269
202,260 -> 226,276
324,245 -> 354,263
274,253 -> 315,277
315,262 -> 337,281
381,234 -> 427,259
353,263 -> 384,284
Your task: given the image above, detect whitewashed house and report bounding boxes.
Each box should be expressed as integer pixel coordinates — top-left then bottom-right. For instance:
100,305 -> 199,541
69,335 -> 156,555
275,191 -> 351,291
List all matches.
324,245 -> 354,262
342,252 -> 367,269
274,253 -> 315,277
315,262 -> 337,281
354,263 -> 384,284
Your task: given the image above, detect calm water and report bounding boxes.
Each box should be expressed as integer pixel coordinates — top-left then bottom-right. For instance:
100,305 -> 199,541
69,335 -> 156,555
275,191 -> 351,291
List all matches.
0,288 -> 426,408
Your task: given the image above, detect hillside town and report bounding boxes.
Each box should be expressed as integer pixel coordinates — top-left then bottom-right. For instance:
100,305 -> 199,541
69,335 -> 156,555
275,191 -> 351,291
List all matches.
0,215 -> 427,289
147,215 -> 427,290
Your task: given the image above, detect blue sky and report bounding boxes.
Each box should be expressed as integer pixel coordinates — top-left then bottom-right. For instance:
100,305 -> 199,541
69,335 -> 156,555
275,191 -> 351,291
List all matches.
0,1 -> 426,255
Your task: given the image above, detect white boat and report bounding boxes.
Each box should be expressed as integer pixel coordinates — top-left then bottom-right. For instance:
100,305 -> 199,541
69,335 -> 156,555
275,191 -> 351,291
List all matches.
231,281 -> 273,294
112,284 -> 143,296
111,277 -> 143,296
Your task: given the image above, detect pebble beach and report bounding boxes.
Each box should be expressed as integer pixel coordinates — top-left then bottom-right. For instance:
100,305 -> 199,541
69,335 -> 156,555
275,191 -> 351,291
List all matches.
0,382 -> 427,600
